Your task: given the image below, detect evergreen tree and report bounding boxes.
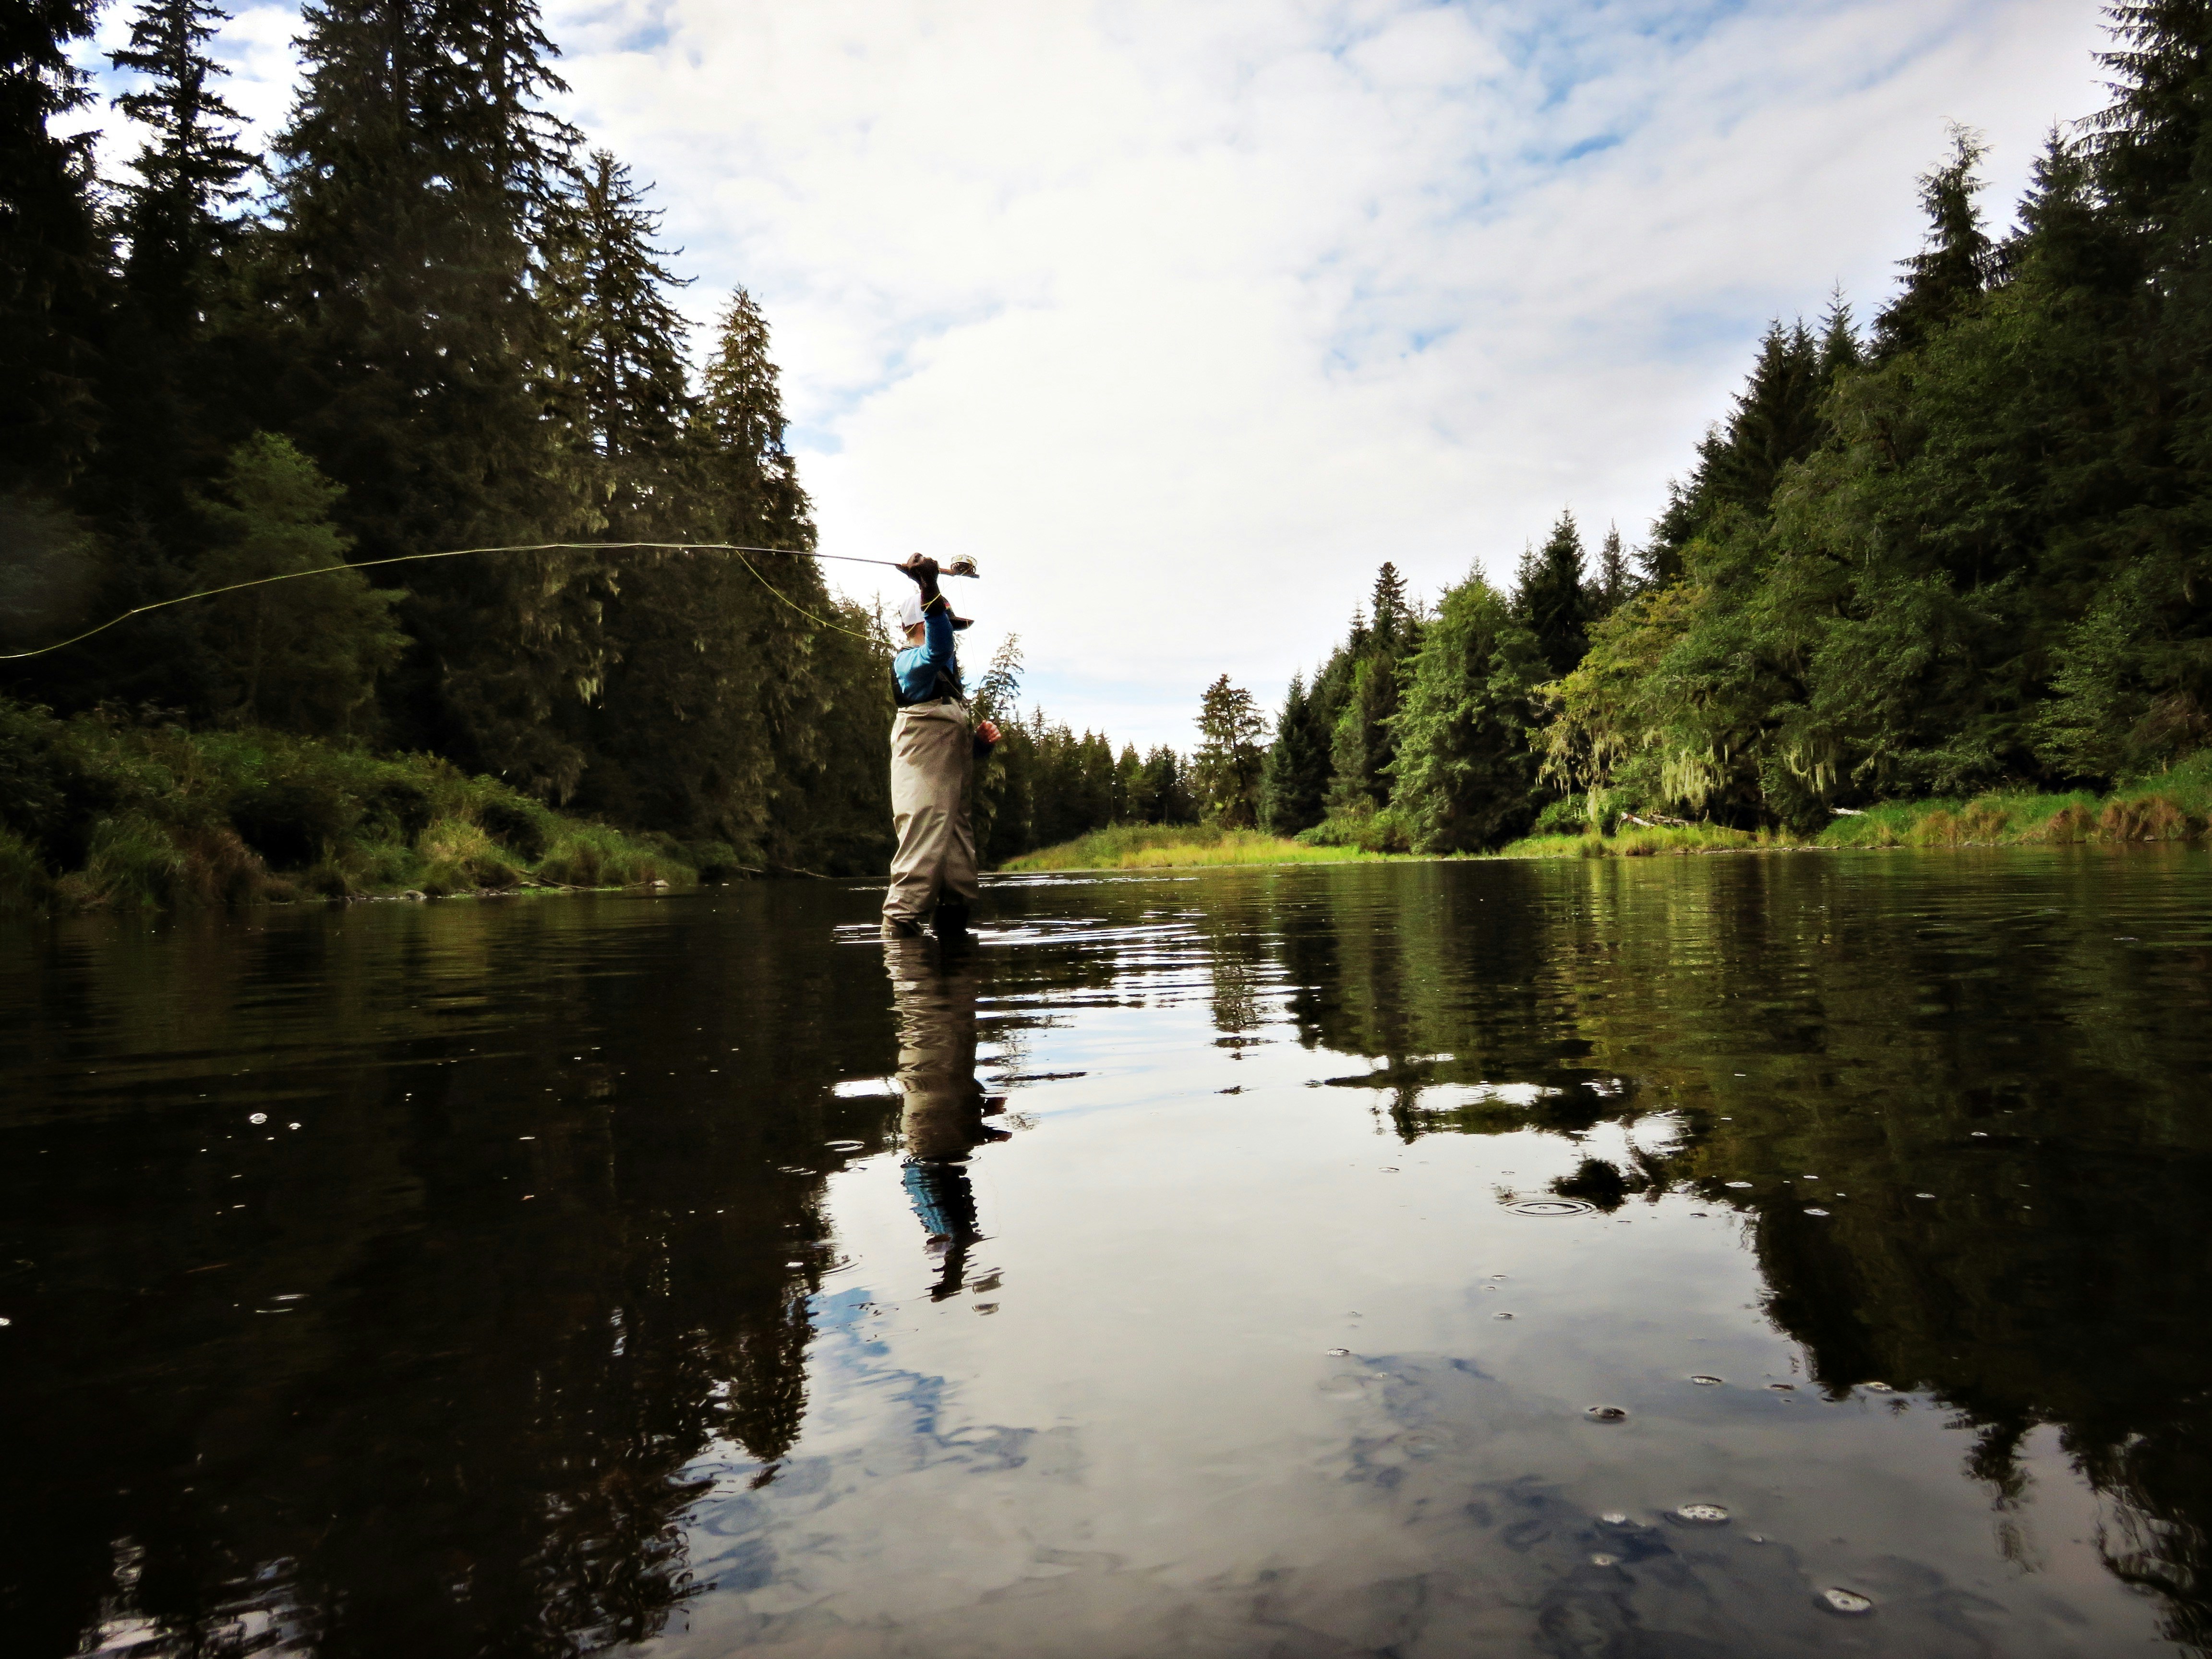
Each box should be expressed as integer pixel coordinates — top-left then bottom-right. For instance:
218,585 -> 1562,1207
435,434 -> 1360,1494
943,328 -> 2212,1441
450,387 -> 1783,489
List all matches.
1193,675 -> 1266,827
1112,743 -> 1143,822
1817,291 -> 1863,380
1370,559 -> 1411,651
109,0 -> 254,337
1388,572 -> 1546,851
542,150 -> 693,468
89,0 -> 259,582
1322,565 -> 1421,814
1647,318 -> 1835,576
1137,745 -> 1193,824
1591,523 -> 1634,618
1326,656 -> 1398,813
194,433 -> 405,733
1872,127 -> 1995,361
1260,671 -> 1329,834
1514,510 -> 1592,679
1,0 -> 109,492
268,0 -> 597,791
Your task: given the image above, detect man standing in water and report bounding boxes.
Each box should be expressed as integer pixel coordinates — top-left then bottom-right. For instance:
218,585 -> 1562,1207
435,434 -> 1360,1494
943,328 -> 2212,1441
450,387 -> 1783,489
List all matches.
884,554 -> 998,938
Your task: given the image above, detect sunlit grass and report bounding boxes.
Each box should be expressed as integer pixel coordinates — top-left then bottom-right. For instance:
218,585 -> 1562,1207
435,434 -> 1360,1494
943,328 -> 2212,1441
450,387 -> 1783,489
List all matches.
1817,752 -> 2212,847
1000,824 -> 1380,872
1493,823 -> 1776,859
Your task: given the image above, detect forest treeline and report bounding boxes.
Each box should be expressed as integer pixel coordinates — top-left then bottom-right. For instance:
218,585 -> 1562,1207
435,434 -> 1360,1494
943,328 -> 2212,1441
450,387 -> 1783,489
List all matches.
0,0 -> 1181,889
1245,4 -> 2212,852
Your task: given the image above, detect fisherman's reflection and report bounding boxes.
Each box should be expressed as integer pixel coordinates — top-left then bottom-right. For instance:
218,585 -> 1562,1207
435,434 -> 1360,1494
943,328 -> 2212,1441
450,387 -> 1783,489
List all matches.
884,938 -> 1008,1299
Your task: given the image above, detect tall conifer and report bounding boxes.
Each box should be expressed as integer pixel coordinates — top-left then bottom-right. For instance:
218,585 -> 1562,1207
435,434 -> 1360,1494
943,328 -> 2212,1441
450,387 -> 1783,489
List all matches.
110,0 -> 253,334
1,0 -> 109,492
1515,510 -> 1591,680
1872,128 -> 1994,361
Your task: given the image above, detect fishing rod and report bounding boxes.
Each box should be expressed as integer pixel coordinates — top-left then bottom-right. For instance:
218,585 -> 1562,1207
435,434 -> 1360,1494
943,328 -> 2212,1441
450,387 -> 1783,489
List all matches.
0,541 -> 981,662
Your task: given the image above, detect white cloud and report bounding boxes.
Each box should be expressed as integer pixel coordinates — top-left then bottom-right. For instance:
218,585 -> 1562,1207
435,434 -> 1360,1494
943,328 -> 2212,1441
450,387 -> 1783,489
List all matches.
544,0 -> 2106,747
79,0 -> 2111,749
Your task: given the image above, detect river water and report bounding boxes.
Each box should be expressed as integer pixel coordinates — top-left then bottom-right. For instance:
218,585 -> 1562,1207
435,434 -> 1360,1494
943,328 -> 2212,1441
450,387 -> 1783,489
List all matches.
3,850 -> 2209,1658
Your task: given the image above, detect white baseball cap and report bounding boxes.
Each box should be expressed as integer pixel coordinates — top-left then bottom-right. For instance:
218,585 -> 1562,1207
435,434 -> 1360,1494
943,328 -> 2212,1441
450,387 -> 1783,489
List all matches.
896,593 -> 973,632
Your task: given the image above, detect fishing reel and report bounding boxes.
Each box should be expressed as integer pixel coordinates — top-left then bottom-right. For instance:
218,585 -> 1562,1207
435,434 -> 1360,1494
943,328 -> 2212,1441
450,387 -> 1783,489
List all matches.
943,557 -> 981,579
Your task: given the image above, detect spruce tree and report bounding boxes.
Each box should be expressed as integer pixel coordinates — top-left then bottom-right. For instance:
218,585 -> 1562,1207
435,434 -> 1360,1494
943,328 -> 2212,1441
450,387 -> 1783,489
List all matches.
1514,510 -> 1591,679
1591,524 -> 1633,618
89,0 -> 259,565
1872,127 -> 1995,361
1193,675 -> 1267,827
541,150 -> 693,469
1,0 -> 109,493
1260,671 -> 1328,834
1817,291 -> 1862,381
1388,572 -> 1546,851
1370,560 -> 1410,650
109,0 -> 254,337
269,0 -> 597,791
193,432 -> 404,733
1322,564 -> 1421,814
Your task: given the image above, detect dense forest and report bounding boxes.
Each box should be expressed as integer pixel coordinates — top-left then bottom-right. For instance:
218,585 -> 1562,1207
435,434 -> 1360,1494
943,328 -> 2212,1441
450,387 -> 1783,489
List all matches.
1256,3 -> 2212,852
0,0 -> 1181,892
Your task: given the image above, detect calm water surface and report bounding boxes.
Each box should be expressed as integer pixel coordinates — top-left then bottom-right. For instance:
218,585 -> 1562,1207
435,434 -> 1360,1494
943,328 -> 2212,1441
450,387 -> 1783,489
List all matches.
4,851 -> 2210,1658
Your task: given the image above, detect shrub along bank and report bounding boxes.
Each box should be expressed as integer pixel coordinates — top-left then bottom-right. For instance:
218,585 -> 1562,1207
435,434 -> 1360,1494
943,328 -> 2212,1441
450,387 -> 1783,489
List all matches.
0,699 -> 713,913
1494,750 -> 2212,858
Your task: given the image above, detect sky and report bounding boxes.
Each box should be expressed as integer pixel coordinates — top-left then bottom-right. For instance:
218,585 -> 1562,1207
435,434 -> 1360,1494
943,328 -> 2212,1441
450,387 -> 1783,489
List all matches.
72,0 -> 2113,751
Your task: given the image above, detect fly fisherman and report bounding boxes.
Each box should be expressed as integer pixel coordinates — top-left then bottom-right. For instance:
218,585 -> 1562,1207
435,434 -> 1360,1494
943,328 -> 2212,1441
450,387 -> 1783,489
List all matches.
883,554 -> 999,938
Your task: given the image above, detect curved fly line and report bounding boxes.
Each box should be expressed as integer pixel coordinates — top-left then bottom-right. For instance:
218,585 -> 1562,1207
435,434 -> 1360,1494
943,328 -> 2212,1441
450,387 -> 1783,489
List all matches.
0,540 -> 958,661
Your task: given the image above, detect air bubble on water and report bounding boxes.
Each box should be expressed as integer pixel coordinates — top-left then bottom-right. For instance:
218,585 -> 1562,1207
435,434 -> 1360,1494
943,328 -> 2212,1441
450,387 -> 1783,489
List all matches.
1862,1381 -> 1895,1393
824,1140 -> 866,1153
1379,1167 -> 1399,1173
1585,1405 -> 1628,1422
248,1113 -> 267,1126
1767,1382 -> 1796,1392
1326,1347 -> 1351,1357
1690,1374 -> 1724,1386
1820,1587 -> 1874,1615
1589,1553 -> 1618,1567
1971,1131 -> 1989,1138
1690,1211 -> 1709,1217
1493,1312 -> 1515,1320
1599,1512 -> 1630,1527
1725,1181 -> 1753,1189
1804,1207 -> 1830,1216
1915,1192 -> 1936,1200
1674,1503 -> 1729,1524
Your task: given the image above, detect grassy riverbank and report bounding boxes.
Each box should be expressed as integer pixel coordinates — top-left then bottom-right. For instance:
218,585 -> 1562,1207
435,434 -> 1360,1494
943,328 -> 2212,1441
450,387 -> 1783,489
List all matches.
999,824 -> 1377,872
1493,753 -> 2212,858
0,699 -> 709,913
1005,754 -> 2212,872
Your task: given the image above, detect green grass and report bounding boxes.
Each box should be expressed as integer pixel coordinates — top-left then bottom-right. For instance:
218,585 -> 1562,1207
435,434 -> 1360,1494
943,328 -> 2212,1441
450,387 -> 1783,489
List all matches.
1001,823 -> 1382,872
0,697 -> 696,913
1816,751 -> 2212,847
1493,822 -> 1778,859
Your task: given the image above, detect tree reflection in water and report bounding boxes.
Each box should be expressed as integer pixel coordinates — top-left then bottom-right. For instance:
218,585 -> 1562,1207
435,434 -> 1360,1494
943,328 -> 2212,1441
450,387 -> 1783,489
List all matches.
0,854 -> 2207,1655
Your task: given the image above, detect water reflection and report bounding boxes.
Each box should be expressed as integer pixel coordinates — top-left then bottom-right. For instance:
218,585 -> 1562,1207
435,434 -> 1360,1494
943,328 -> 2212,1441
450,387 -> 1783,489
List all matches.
885,937 -> 1007,1299
0,852 -> 2206,1655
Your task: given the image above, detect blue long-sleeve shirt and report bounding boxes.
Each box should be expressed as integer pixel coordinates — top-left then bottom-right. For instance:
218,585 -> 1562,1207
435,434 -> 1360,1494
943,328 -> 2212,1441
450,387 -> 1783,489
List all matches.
892,595 -> 960,705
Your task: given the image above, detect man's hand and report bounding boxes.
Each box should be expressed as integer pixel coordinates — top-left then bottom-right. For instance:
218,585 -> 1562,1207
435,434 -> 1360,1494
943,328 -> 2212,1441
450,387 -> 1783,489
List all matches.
898,553 -> 939,584
976,719 -> 1001,746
